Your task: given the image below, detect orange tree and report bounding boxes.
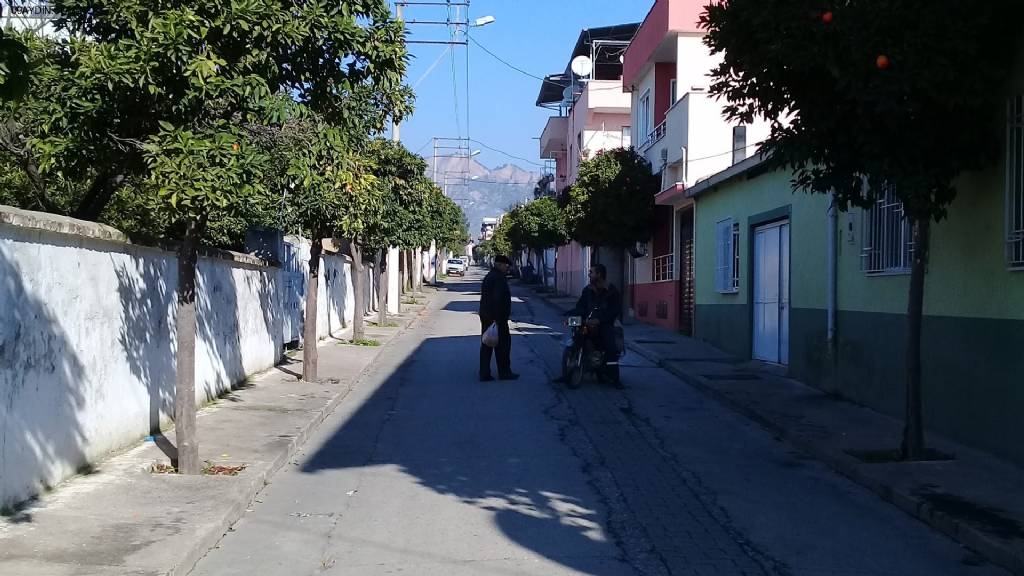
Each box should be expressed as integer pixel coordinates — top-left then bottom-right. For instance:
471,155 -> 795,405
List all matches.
701,0 -> 1022,459
48,0 -> 409,473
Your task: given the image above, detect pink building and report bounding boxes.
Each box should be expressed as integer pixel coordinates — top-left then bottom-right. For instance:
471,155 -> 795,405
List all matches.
536,23 -> 640,298
623,0 -> 770,333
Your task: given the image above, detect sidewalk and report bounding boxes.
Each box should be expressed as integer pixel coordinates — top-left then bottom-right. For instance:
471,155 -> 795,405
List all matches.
0,293 -> 434,576
527,285 -> 1024,576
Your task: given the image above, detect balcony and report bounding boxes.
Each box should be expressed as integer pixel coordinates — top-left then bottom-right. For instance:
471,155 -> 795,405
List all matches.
640,121 -> 667,153
582,79 -> 631,114
540,116 -> 568,159
653,253 -> 675,282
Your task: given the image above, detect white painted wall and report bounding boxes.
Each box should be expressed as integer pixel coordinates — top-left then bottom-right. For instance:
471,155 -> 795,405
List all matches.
0,208 -> 355,508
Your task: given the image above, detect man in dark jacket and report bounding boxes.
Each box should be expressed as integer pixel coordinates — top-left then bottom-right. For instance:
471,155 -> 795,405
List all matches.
479,255 -> 519,381
567,263 -> 623,387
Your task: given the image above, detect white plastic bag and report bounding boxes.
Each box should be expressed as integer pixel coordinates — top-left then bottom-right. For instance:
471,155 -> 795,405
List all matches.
482,322 -> 499,348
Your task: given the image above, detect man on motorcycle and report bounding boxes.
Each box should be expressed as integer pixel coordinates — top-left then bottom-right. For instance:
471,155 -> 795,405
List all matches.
566,263 -> 623,387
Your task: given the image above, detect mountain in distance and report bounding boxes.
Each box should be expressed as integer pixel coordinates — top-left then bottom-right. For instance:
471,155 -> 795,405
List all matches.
425,156 -> 540,241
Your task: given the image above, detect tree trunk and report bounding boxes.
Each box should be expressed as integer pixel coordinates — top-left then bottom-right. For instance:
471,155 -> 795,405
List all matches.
619,248 -> 628,321
902,217 -> 931,460
73,172 -> 126,222
174,218 -> 201,475
413,249 -> 422,293
404,249 -> 413,293
540,249 -> 549,288
351,240 -> 365,341
377,249 -> 388,326
302,235 -> 323,382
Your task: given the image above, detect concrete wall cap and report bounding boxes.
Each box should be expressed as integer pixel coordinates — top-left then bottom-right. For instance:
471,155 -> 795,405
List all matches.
0,203 -> 130,243
0,203 -> 276,268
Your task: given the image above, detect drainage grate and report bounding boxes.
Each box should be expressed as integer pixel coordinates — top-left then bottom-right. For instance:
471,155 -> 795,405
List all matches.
701,373 -> 761,381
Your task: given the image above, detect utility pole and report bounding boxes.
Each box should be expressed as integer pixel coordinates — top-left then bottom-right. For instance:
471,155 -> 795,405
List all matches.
392,2 -> 403,143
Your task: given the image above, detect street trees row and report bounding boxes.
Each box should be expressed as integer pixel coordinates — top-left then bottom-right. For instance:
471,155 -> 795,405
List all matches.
487,148 -> 656,289
0,1 -> 465,474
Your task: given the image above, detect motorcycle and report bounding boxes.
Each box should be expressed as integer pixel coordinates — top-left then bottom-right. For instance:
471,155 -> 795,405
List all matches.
561,310 -> 623,389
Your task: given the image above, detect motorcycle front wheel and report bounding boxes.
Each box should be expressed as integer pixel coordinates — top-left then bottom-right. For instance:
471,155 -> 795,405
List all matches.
562,347 -> 584,389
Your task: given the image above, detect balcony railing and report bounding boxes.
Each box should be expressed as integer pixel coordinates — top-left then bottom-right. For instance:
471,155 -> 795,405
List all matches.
641,121 -> 667,152
653,253 -> 675,282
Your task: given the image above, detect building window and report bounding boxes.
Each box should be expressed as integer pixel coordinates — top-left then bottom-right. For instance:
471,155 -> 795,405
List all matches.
1008,95 -> 1024,269
621,126 -> 631,147
639,90 -> 651,143
732,125 -> 747,165
861,184 -> 913,274
669,79 -> 677,106
731,222 -> 740,289
716,218 -> 739,293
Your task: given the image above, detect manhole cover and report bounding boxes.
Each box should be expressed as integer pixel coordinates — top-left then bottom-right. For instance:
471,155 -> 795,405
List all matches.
701,373 -> 760,381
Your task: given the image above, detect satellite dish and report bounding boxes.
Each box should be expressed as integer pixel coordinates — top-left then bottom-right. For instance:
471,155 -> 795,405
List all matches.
571,55 -> 593,78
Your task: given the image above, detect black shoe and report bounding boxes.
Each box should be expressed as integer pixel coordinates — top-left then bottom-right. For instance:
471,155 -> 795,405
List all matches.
498,373 -> 520,381
480,374 -> 495,382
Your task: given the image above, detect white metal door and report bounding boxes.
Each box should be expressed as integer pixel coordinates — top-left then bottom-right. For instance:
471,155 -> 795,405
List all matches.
753,221 -> 790,364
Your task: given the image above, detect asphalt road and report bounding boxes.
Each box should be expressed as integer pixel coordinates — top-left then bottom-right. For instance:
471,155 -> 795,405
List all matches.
190,269 -> 1007,576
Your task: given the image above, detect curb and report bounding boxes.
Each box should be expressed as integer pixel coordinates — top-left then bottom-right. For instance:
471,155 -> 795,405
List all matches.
625,341 -> 1024,576
171,300 -> 432,576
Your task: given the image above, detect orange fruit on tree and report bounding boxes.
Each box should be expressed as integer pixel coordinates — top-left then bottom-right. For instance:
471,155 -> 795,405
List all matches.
821,11 -> 833,23
876,55 -> 891,70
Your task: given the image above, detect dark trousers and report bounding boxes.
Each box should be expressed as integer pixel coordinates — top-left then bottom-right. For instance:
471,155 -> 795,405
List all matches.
596,326 -> 620,381
480,318 -> 512,377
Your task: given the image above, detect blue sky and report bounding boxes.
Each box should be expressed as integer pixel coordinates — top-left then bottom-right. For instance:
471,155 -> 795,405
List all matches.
390,0 -> 648,171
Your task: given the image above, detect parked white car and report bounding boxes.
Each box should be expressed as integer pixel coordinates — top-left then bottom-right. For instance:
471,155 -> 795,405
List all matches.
445,258 -> 467,276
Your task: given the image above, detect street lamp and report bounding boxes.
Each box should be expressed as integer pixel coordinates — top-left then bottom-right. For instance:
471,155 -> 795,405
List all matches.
473,16 -> 496,28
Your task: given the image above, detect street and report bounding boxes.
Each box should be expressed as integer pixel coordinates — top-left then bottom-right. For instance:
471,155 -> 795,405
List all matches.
191,269 -> 1007,576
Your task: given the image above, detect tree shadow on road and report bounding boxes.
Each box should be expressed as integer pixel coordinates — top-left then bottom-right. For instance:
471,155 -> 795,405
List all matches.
299,332 -> 632,575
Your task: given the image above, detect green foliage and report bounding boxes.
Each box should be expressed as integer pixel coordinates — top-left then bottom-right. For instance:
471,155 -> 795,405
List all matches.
0,0 -> 411,247
143,123 -> 270,225
504,197 -> 566,253
487,216 -> 514,258
701,0 -> 1023,221
429,189 -> 470,254
563,148 -> 658,248
361,138 -> 430,250
0,29 -> 30,101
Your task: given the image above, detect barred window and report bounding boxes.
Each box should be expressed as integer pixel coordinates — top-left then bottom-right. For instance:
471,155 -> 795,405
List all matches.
1008,96 -> 1024,269
716,218 -> 739,293
732,222 -> 740,289
861,184 -> 913,275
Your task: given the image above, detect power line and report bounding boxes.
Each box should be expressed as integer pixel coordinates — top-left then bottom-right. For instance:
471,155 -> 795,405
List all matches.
412,45 -> 451,89
414,138 -> 433,155
467,33 -> 627,93
469,138 -> 546,168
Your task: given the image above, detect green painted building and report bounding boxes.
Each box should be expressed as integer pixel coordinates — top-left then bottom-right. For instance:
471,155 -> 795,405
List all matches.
688,77 -> 1024,465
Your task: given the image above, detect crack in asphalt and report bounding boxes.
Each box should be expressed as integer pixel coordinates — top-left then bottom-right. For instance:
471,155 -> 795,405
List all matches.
517,289 -> 789,576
